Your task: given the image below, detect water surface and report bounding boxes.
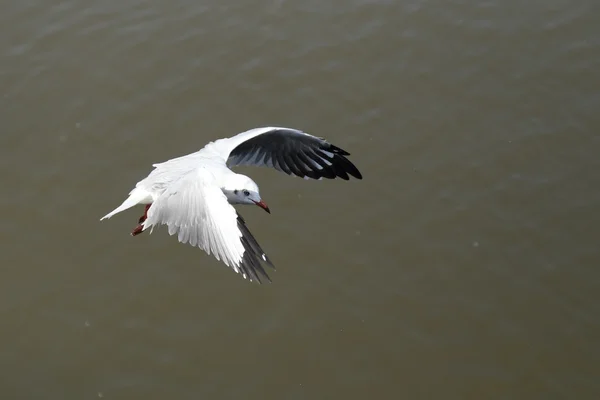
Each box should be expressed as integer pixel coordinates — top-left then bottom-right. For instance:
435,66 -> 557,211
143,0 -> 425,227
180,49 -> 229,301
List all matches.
1,0 -> 599,398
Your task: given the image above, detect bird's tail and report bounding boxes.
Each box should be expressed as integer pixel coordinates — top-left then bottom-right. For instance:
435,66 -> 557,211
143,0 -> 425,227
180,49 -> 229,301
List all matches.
100,188 -> 151,221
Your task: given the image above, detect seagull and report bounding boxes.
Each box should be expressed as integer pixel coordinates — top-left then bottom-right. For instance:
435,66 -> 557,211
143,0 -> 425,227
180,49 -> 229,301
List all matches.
100,127 -> 362,283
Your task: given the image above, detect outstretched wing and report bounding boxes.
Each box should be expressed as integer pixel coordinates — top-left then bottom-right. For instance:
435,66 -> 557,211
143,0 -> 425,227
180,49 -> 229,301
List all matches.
212,127 -> 362,180
143,167 -> 274,283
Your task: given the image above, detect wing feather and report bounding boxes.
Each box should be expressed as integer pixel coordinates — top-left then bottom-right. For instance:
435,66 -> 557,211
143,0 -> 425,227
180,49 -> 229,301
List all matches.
143,168 -> 273,282
210,127 -> 362,180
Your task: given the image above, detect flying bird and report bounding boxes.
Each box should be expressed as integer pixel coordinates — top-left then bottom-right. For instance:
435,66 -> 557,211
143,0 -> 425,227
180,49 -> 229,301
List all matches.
100,127 -> 362,283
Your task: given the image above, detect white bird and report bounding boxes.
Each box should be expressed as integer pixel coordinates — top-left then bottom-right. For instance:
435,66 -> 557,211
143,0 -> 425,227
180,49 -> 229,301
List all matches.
100,127 -> 362,283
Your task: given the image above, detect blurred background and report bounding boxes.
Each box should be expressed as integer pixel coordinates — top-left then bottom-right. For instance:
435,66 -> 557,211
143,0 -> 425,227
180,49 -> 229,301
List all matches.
1,0 -> 599,398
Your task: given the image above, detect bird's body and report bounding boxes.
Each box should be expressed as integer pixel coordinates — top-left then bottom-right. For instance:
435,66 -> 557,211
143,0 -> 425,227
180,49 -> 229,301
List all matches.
101,127 -> 362,283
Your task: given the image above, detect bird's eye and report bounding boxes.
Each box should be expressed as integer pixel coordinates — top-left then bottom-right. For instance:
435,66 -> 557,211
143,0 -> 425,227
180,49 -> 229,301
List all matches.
234,190 -> 238,194
243,190 -> 250,196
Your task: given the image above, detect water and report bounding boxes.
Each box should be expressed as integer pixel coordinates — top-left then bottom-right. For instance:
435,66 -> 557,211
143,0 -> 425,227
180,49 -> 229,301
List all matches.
1,0 -> 599,398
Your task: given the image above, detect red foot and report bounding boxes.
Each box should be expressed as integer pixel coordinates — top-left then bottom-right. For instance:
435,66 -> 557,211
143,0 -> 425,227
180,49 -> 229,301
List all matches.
132,204 -> 151,237
131,224 -> 144,236
138,204 -> 151,224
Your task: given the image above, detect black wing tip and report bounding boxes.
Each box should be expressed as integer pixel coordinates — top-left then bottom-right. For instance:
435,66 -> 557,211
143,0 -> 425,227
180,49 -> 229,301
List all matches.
321,144 -> 363,180
228,129 -> 362,181
329,144 -> 351,156
236,214 -> 275,284
238,244 -> 272,284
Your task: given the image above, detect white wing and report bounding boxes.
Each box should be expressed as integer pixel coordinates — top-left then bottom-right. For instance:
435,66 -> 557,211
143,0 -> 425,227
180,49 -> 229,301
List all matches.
143,167 -> 274,283
208,127 -> 363,180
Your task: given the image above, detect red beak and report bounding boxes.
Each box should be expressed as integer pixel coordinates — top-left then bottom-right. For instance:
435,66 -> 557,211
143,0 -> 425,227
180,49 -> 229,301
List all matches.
254,200 -> 271,214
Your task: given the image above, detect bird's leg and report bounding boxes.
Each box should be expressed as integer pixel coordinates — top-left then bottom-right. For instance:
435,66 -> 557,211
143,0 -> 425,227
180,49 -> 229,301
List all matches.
131,205 -> 151,237
138,204 -> 151,224
131,224 -> 144,236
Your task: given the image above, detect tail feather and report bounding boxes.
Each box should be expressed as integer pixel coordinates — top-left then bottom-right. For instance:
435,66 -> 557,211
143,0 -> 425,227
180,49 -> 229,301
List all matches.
100,188 -> 152,221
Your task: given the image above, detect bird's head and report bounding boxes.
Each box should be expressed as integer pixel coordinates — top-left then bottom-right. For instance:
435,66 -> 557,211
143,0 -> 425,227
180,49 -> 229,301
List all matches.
222,174 -> 270,213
